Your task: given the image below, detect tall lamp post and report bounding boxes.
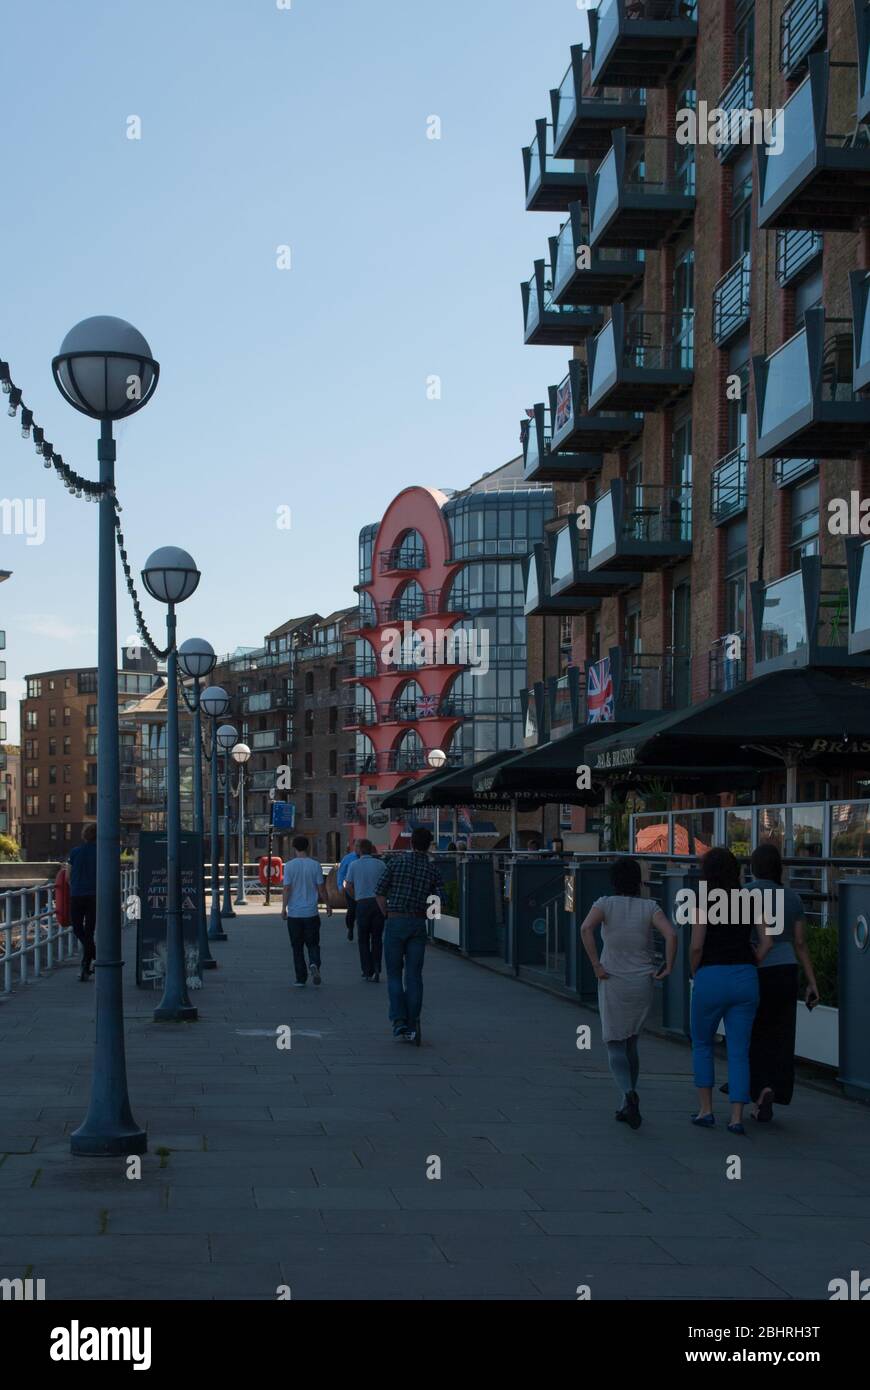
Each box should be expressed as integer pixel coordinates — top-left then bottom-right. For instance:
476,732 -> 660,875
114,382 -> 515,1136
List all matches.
232,742 -> 251,907
200,687 -> 231,942
53,316 -> 158,1158
427,747 -> 447,850
218,724 -> 239,918
141,547 -> 201,1023
178,638 -> 217,971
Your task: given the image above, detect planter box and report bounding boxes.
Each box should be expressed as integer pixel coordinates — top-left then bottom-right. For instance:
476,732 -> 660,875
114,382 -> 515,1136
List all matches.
432,913 -> 460,946
795,1003 -> 839,1067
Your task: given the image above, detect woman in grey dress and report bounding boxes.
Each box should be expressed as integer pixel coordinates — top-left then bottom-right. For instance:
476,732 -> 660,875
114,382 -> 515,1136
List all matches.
580,858 -> 676,1129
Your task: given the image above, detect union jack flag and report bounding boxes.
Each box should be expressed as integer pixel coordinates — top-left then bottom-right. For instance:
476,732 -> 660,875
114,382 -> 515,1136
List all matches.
554,377 -> 573,433
416,693 -> 438,718
587,657 -> 614,723
458,805 -> 473,834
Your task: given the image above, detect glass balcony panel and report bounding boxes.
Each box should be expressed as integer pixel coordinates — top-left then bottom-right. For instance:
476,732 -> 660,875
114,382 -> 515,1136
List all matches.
554,372 -> 575,435
760,333 -> 813,437
555,66 -> 577,149
552,527 -> 574,588
762,79 -> 814,206
759,572 -> 807,661
597,0 -> 619,57
589,320 -> 617,399
525,285 -> 540,336
817,566 -> 849,648
524,420 -> 541,475
590,494 -> 616,564
591,148 -> 619,239
555,220 -> 576,290
527,142 -> 541,194
861,287 -> 870,374
525,558 -> 540,608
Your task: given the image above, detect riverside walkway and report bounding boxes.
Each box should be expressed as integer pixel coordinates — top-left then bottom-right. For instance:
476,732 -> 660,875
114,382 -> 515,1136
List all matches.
2,906 -> 870,1302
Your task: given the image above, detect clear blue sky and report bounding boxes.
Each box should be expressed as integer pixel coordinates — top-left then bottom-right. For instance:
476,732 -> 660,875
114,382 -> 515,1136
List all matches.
1,0 -> 591,739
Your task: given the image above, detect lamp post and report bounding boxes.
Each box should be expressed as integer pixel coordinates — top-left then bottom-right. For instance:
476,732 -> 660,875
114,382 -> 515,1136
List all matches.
200,687 -> 231,942
141,547 -> 201,1023
232,743 -> 251,906
53,316 -> 158,1157
217,724 -> 239,918
178,638 -> 217,971
427,747 -> 447,850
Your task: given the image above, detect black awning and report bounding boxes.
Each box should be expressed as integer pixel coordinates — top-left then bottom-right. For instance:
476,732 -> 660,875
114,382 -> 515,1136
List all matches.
586,668 -> 870,775
473,723 -> 638,803
407,748 -> 521,808
379,770 -> 445,811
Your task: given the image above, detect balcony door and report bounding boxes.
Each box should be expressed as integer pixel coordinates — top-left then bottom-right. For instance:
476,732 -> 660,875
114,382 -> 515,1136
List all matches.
671,577 -> 691,708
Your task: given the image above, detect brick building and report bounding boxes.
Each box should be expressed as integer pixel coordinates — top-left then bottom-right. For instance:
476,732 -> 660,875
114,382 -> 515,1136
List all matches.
521,0 -> 870,838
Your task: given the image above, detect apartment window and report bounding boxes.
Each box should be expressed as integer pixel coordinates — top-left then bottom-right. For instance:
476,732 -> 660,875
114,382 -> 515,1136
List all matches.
63,736 -> 71,755
304,709 -> 314,737
86,764 -> 98,785
329,667 -> 337,691
25,795 -> 39,816
64,677 -> 72,690
24,739 -> 37,759
25,710 -> 38,731
48,737 -> 57,757
673,415 -> 693,528
725,519 -> 748,638
329,793 -> 338,818
625,599 -> 642,662
48,708 -> 57,728
86,794 -> 97,816
48,795 -> 57,814
63,823 -> 72,841
304,793 -> 313,818
63,765 -> 72,784
589,613 -> 601,665
730,152 -> 753,261
25,767 -> 39,788
304,672 -> 314,695
87,733 -> 98,756
65,707 -> 74,726
50,823 -> 58,841
789,478 -> 820,569
27,678 -> 43,698
304,752 -> 313,777
676,83 -> 696,195
734,0 -> 754,70
328,706 -> 337,734
673,249 -> 694,366
329,750 -> 337,776
726,356 -> 750,453
48,766 -> 57,785
794,267 -> 823,327
63,793 -> 72,813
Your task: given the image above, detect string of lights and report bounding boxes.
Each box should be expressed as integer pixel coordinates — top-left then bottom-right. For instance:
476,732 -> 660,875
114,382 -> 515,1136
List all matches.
1,356 -> 170,661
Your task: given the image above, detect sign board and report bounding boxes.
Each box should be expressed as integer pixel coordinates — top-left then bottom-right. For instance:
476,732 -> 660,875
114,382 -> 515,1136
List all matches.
271,801 -> 296,831
136,830 -> 203,990
366,789 -> 391,848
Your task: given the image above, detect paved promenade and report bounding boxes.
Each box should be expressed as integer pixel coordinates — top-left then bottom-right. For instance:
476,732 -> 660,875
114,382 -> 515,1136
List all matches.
2,906 -> 870,1301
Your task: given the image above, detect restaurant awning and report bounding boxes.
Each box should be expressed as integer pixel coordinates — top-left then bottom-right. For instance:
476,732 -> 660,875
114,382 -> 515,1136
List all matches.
585,669 -> 870,776
407,748 -> 521,809
473,723 -> 639,804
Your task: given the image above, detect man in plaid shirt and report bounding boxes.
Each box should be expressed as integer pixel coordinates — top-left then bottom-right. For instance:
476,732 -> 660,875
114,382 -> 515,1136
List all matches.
375,826 -> 443,1041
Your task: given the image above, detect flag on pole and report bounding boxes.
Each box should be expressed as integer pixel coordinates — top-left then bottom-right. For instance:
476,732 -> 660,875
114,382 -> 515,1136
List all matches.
587,657 -> 614,723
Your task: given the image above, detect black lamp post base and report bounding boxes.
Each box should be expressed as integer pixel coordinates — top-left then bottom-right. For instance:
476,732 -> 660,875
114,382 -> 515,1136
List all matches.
208,928 -> 228,941
153,1004 -> 199,1022
221,908 -> 237,919
70,1125 -> 147,1157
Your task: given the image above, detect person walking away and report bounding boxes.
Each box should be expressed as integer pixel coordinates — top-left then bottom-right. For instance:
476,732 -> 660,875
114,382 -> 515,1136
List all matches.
337,841 -> 360,941
580,857 -> 676,1129
747,842 -> 819,1123
281,836 -> 332,987
690,847 -> 771,1133
344,839 -> 386,982
375,827 -> 443,1042
66,822 -> 97,982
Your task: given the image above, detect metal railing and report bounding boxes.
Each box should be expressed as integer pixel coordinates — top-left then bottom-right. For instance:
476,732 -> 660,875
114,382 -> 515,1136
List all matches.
780,0 -> 827,76
775,230 -> 822,287
622,309 -> 694,370
712,253 -> 751,344
710,445 -> 747,523
1,866 -> 138,996
379,547 -> 426,574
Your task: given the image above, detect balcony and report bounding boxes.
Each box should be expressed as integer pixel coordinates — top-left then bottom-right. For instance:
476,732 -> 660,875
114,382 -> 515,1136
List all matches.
850,270 -> 870,393
775,457 -> 818,487
710,446 -> 747,525
587,481 -> 692,572
249,769 -> 280,791
775,230 -> 822,287
709,635 -> 747,695
522,403 -> 602,484
752,309 -> 870,459
522,259 -> 602,345
589,132 -> 695,250
523,119 -> 588,212
715,59 -> 754,164
752,560 -> 866,674
523,544 -> 601,618
343,801 -> 365,824
343,705 -> 377,730
551,44 -> 646,160
780,0 -> 827,78
584,645 -> 690,725
241,689 -> 294,715
378,589 -> 449,624
250,731 -> 279,751
549,520 -> 642,599
588,0 -> 698,89
847,538 -> 870,653
587,307 -> 693,411
378,546 -> 425,574
551,205 -> 644,307
712,253 -> 751,346
549,361 -> 643,454
757,54 -> 870,232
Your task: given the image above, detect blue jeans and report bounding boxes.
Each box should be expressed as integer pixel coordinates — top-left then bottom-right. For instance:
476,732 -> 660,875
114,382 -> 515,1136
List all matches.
383,915 -> 427,1028
691,964 -> 759,1103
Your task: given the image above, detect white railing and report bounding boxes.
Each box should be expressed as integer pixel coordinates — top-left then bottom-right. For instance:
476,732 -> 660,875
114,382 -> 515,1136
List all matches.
1,866 -> 138,996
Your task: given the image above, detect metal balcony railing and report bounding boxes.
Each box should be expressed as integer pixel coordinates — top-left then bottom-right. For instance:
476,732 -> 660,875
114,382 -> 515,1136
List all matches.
775,457 -> 819,487
620,648 -> 692,713
780,0 -> 827,77
775,230 -> 823,287
715,58 -> 754,163
712,253 -> 751,344
710,446 -> 747,524
708,634 -> 746,694
618,483 -> 693,545
622,309 -> 694,370
379,547 -> 426,574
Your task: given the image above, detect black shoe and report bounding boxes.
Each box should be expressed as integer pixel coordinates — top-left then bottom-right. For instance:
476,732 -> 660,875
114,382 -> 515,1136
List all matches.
347,929 -> 354,941
367,972 -> 380,983
623,1091 -> 642,1130
755,1088 -> 774,1123
79,968 -> 89,982
393,1024 -> 408,1040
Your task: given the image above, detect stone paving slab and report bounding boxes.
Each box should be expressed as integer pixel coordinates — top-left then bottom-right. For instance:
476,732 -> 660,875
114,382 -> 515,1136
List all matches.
1,903 -> 869,1301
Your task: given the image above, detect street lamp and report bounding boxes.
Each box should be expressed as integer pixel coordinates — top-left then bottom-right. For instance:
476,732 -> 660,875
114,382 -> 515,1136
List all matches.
54,316 -> 159,1158
200,687 -> 231,942
141,546 -> 201,1023
178,638 -> 217,972
427,748 -> 447,850
232,743 -> 251,906
217,724 -> 239,918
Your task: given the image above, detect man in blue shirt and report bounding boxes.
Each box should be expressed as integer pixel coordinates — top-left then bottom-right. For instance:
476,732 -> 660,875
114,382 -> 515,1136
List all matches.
336,841 -> 360,942
344,840 -> 386,982
66,823 -> 97,982
282,836 -> 332,986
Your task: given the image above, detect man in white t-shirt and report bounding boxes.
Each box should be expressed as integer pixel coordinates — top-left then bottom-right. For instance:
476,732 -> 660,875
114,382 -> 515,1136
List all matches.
281,835 -> 332,987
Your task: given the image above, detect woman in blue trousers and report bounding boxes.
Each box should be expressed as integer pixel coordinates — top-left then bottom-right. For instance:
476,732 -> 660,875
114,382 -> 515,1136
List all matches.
690,848 -> 772,1134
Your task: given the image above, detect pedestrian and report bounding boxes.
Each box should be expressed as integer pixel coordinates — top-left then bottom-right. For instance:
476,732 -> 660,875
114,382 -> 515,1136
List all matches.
336,841 -> 360,942
580,858 -> 676,1129
690,847 -> 771,1134
65,822 -> 97,983
281,836 -> 332,987
747,842 -> 820,1123
375,826 -> 443,1042
344,839 -> 386,982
